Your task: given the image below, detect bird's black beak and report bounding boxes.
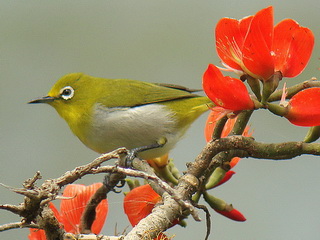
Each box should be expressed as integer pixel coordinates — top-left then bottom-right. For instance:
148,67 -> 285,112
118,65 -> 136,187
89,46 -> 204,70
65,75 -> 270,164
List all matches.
28,96 -> 56,104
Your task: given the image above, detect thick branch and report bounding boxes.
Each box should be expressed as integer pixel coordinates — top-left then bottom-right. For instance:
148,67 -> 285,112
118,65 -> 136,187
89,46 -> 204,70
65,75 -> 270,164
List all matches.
189,136 -> 320,181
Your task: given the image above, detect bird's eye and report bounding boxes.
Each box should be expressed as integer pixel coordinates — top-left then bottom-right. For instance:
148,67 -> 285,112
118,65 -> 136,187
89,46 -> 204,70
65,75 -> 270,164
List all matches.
60,86 -> 74,100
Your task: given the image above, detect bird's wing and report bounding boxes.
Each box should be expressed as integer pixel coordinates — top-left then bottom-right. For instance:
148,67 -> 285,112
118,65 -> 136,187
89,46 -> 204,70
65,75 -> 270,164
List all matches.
154,83 -> 202,93
99,79 -> 202,108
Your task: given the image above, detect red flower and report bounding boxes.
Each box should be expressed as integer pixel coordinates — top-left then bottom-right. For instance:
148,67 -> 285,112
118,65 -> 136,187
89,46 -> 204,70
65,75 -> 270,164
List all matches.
28,183 -> 108,240
216,6 -> 314,81
60,183 -> 108,234
124,184 -> 172,240
203,64 -> 255,111
124,184 -> 162,227
285,88 -> 320,126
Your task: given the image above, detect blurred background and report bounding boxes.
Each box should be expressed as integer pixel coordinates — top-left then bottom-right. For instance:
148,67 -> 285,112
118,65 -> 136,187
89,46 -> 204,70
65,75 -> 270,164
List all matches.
1,1 -> 319,239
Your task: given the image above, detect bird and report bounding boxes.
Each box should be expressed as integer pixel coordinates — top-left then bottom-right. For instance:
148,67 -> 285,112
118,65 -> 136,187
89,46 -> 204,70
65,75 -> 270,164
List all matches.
29,73 -> 211,159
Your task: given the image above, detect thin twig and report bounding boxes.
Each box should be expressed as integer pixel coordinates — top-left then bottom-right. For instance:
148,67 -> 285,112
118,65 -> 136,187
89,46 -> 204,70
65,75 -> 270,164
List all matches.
0,203 -> 24,215
193,203 -> 211,240
53,148 -> 127,188
23,171 -> 42,189
0,222 -> 39,232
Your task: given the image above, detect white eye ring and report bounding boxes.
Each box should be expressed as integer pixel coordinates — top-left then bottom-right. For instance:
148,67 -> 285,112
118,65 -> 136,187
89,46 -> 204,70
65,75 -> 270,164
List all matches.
60,86 -> 74,100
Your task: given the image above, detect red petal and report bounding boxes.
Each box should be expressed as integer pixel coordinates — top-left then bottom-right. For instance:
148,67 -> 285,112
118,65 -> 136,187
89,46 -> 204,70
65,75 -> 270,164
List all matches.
28,229 -> 47,240
60,184 -> 85,233
204,107 -> 253,144
242,6 -> 275,80
60,183 -> 108,234
273,19 -> 300,75
286,88 -> 320,126
124,184 -> 161,226
215,208 -> 246,221
216,18 -> 246,70
273,19 -> 314,77
204,107 -> 230,141
203,64 -> 254,111
287,27 -> 314,77
204,110 -> 215,142
239,15 -> 253,37
221,118 -> 237,137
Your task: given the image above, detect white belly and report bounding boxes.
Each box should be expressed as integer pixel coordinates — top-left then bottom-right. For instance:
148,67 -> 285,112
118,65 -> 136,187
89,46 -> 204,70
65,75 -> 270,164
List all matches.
85,103 -> 183,159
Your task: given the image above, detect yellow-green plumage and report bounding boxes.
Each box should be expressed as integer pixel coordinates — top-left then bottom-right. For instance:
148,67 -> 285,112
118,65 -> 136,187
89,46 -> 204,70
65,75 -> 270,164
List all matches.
29,73 -> 211,159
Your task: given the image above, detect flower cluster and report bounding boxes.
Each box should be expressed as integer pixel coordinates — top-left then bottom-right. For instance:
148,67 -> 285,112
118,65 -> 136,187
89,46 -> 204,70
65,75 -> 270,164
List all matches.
203,6 -> 318,127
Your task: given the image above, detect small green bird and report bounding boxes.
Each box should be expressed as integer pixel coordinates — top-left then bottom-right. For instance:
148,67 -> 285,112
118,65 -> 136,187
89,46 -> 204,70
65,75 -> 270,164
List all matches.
29,73 -> 211,159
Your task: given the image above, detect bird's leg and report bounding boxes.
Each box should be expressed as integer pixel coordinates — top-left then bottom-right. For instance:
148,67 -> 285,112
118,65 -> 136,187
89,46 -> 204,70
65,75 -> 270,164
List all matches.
125,137 -> 167,167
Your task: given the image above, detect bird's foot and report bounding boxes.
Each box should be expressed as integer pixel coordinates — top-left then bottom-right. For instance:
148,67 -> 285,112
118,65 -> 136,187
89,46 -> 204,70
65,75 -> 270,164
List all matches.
125,137 -> 167,167
103,173 -> 126,194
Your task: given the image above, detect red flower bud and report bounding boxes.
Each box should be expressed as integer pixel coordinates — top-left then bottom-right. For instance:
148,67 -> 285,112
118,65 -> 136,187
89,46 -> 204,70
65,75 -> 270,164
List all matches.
286,88 -> 320,126
214,208 -> 246,222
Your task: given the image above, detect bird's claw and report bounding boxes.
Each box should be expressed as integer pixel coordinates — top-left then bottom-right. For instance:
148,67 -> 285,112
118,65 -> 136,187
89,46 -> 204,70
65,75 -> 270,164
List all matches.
103,174 -> 126,194
124,138 -> 167,168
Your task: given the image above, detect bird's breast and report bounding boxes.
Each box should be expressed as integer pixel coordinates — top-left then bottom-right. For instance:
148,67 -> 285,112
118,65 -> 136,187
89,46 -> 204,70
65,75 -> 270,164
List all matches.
82,103 -> 183,158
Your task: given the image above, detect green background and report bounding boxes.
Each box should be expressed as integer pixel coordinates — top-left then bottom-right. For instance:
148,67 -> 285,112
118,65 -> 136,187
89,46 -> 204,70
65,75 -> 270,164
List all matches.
1,1 -> 319,239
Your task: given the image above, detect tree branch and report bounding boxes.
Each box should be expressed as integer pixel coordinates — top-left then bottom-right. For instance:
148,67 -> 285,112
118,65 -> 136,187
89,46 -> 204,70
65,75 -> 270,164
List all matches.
268,78 -> 319,102
2,137 -> 320,239
0,222 -> 39,232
